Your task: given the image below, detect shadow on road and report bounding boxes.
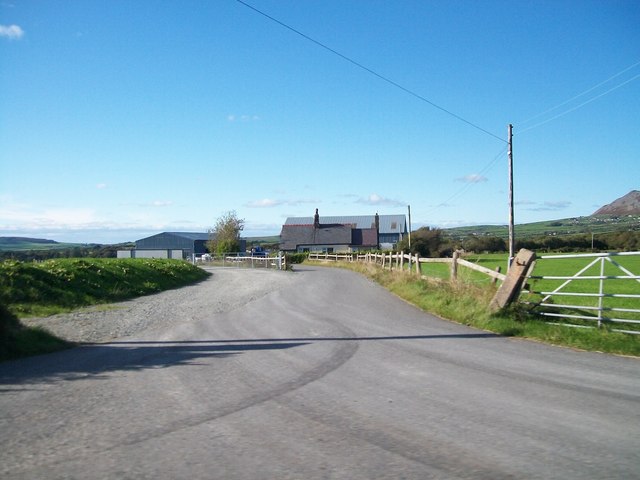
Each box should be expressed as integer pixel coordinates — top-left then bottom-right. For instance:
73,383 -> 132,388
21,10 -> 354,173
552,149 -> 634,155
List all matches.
0,342 -> 308,387
101,332 -> 500,345
1,333 -> 499,387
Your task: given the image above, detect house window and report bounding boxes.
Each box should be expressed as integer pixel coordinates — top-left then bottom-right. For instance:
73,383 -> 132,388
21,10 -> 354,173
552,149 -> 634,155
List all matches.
391,222 -> 397,230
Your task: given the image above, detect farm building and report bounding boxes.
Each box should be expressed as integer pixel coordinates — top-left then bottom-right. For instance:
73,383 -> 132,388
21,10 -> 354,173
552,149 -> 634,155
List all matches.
280,209 -> 407,253
118,232 -> 212,260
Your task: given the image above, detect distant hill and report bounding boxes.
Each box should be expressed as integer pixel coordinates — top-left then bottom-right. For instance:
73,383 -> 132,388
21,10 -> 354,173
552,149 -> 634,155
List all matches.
0,237 -> 84,252
443,214 -> 639,240
0,237 -> 59,246
593,190 -> 640,215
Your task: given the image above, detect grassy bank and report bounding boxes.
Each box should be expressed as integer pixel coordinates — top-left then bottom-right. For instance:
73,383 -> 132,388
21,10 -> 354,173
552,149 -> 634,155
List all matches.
0,303 -> 71,362
0,258 -> 210,361
316,261 -> 639,357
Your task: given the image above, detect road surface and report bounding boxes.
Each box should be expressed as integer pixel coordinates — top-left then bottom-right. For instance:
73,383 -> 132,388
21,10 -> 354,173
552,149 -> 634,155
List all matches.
1,266 -> 639,479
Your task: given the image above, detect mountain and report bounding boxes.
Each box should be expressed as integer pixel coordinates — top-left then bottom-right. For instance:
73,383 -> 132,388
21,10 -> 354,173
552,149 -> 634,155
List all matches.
593,190 -> 640,215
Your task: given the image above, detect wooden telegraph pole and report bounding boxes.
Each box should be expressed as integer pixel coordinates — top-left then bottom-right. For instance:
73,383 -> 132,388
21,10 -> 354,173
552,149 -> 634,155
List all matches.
407,204 -> 412,249
508,124 -> 515,270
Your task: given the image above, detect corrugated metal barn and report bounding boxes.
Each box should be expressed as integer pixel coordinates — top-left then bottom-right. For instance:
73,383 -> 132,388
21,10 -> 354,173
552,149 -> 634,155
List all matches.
135,232 -> 210,257
117,232 -> 211,259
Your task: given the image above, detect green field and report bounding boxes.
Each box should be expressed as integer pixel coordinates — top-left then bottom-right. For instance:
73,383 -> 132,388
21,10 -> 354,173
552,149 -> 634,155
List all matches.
445,215 -> 640,240
458,252 -> 640,333
0,239 -> 85,252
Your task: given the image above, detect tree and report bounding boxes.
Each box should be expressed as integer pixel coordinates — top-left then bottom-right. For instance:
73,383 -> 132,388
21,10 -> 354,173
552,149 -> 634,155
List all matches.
398,227 -> 451,257
207,211 -> 245,255
463,235 -> 506,253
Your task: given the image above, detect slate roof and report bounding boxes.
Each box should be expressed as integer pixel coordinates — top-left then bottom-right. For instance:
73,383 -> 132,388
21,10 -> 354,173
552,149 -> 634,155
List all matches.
352,228 -> 379,247
280,225 -> 380,251
280,225 -> 353,251
284,215 -> 406,234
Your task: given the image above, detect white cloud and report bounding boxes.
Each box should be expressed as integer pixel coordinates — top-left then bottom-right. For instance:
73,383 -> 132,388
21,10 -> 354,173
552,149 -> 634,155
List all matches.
456,174 -> 488,184
356,193 -> 405,207
96,183 -> 108,189
245,198 -> 318,208
0,202 -> 101,230
524,200 -> 572,212
150,200 -> 173,207
119,200 -> 173,208
227,114 -> 260,122
0,24 -> 24,40
0,196 -> 208,243
245,198 -> 283,208
286,198 -> 318,206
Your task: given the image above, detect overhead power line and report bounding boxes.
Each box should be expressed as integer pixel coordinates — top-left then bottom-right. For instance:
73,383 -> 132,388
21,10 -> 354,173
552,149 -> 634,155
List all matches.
235,0 -> 506,143
421,145 -> 508,217
517,60 -> 640,135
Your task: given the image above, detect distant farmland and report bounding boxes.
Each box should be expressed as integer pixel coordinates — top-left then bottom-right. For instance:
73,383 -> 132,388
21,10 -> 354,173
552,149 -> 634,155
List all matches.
444,215 -> 640,240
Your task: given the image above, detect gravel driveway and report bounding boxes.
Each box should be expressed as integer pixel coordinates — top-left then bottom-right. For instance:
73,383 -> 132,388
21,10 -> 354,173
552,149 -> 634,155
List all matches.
22,267 -> 296,343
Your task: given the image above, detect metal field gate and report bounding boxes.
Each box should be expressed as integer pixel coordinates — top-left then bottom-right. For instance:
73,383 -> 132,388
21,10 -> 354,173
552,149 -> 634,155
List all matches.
522,252 -> 640,334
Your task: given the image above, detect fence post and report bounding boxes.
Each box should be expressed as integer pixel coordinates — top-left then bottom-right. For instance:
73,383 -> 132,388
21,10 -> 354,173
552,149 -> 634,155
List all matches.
451,250 -> 459,280
492,266 -> 501,285
400,251 -> 404,271
415,254 -> 421,277
598,257 -> 605,328
489,249 -> 536,312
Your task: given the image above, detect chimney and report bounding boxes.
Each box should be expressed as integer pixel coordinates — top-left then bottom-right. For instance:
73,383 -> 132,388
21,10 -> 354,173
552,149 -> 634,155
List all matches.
314,208 -> 320,229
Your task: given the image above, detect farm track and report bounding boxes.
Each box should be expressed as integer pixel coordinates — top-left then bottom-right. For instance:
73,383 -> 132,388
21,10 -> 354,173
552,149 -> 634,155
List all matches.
1,266 -> 639,479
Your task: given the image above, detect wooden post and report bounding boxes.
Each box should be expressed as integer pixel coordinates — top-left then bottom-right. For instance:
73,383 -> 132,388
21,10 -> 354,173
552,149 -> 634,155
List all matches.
492,266 -> 502,285
508,123 -> 515,270
400,251 -> 404,270
451,250 -> 459,280
489,249 -> 536,312
415,253 -> 421,277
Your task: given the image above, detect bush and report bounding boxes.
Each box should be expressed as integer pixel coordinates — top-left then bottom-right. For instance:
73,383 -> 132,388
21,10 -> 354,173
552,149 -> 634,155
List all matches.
286,252 -> 308,265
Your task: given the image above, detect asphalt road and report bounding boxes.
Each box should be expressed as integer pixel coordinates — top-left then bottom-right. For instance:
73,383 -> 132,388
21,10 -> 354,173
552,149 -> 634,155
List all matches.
1,266 -> 639,479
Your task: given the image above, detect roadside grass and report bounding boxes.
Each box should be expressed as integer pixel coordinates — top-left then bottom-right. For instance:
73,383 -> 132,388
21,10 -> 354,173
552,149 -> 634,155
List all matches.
0,258 -> 210,361
0,303 -> 71,362
309,260 -> 639,357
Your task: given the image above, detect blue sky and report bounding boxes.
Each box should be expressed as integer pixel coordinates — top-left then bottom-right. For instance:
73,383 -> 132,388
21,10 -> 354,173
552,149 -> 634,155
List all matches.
1,0 -> 638,244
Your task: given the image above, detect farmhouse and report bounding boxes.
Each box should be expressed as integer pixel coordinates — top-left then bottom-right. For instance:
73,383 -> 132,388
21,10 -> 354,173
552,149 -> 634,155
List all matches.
280,209 -> 407,253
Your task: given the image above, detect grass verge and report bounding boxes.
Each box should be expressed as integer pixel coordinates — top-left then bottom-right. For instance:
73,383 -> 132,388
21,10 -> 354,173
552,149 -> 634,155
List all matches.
0,303 -> 72,362
0,258 -> 211,361
310,260 -> 639,357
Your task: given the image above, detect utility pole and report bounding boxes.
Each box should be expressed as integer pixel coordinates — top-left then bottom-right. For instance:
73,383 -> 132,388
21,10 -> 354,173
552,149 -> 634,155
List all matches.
407,204 -> 412,250
508,124 -> 515,270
